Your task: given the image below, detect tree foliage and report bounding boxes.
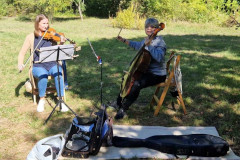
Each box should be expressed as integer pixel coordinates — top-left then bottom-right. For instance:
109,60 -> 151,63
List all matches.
37,0 -> 72,21
111,4 -> 145,29
0,0 -> 72,21
84,0 -> 131,17
131,0 -> 239,22
0,0 -> 239,25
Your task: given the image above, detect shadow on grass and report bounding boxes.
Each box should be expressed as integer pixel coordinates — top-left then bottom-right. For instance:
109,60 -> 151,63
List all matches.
14,16 -> 81,23
53,16 -> 81,22
28,34 -> 239,155
15,80 -> 27,97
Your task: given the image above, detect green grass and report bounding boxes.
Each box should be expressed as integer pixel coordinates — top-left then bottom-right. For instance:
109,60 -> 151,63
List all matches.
0,17 -> 240,159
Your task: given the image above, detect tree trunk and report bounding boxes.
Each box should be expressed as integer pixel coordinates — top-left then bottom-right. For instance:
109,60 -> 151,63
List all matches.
49,12 -> 53,23
78,1 -> 83,21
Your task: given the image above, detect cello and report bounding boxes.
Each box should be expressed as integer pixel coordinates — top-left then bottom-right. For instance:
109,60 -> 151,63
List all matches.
119,23 -> 165,99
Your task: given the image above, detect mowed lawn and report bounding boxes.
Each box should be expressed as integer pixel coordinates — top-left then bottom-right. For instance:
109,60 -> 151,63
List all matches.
0,17 -> 240,159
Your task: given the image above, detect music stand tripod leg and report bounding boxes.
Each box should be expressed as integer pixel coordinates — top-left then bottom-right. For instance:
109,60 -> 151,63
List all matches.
44,99 -> 78,125
60,100 -> 78,116
44,100 -> 61,125
44,46 -> 78,124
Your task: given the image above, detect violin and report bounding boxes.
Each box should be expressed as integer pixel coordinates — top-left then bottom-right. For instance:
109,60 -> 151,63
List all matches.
41,28 -> 75,44
41,28 -> 81,51
120,23 -> 165,99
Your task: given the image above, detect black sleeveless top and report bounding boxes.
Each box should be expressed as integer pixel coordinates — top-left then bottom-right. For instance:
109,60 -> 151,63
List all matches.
33,36 -> 57,71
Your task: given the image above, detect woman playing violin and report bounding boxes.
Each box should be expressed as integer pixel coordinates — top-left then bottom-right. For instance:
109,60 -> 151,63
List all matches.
18,14 -> 68,112
114,18 -> 167,119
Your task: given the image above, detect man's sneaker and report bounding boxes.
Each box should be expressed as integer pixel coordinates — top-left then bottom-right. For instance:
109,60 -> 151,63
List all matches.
61,103 -> 69,112
109,101 -> 119,110
37,99 -> 45,112
114,109 -> 126,120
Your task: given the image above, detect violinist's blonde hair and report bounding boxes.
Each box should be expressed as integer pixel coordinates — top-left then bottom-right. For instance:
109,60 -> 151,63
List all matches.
34,14 -> 49,37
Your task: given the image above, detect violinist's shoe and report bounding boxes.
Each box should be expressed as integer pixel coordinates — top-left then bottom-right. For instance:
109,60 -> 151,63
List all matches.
37,99 -> 45,112
114,109 -> 126,120
61,103 -> 69,112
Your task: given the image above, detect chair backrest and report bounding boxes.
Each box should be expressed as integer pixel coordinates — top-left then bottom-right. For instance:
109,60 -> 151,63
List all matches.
166,52 -> 182,94
29,65 -> 37,90
166,51 -> 176,75
173,55 -> 182,94
150,52 -> 186,115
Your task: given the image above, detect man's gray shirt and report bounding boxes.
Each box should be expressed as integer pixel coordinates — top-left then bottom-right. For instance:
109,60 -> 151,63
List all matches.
129,36 -> 167,76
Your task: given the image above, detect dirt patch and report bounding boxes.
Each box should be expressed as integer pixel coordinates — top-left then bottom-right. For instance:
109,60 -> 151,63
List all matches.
0,117 -> 36,160
0,100 -> 66,160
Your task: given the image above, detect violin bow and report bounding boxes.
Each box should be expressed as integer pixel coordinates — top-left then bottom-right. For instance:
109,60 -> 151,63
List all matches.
117,28 -> 122,37
19,29 -> 49,73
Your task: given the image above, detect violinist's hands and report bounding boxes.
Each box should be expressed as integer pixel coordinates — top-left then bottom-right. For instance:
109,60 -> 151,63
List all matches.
73,55 -> 79,59
117,36 -> 126,43
75,46 -> 81,52
18,64 -> 24,72
60,35 -> 67,44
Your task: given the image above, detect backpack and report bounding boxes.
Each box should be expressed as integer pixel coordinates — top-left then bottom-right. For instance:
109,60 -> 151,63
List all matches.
61,107 -> 113,158
27,134 -> 65,160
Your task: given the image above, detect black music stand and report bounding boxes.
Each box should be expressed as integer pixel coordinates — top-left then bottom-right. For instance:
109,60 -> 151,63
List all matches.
36,44 -> 78,124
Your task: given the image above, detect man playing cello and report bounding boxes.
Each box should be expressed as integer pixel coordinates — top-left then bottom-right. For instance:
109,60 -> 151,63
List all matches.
114,18 -> 167,119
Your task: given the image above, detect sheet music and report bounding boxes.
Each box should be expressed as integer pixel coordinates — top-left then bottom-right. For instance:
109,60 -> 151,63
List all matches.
36,44 -> 75,63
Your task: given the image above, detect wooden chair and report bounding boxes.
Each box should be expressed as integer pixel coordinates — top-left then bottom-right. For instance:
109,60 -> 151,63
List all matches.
150,52 -> 187,116
29,65 -> 66,105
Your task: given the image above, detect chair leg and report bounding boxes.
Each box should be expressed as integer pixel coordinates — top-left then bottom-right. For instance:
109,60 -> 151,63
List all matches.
176,98 -> 181,106
63,89 -> 66,102
150,86 -> 160,110
33,95 -> 37,105
178,93 -> 187,115
154,72 -> 174,116
154,85 -> 169,116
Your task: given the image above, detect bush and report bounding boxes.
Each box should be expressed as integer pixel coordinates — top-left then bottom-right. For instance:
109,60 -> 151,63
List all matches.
0,1 -> 8,16
111,4 -> 145,29
131,0 -> 238,26
15,13 -> 38,22
0,0 -> 16,17
15,15 -> 32,21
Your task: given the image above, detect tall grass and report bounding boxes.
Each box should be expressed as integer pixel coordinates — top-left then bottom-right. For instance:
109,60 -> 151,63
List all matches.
0,17 -> 239,159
